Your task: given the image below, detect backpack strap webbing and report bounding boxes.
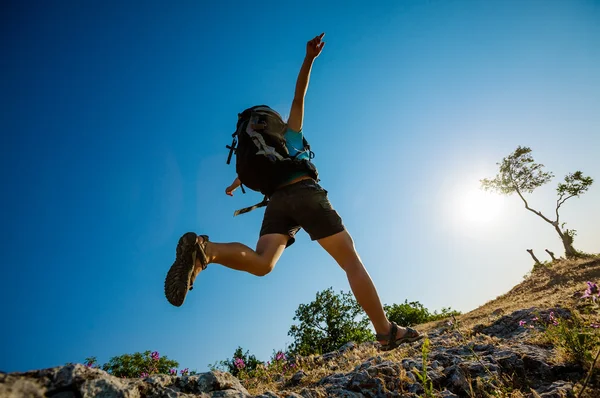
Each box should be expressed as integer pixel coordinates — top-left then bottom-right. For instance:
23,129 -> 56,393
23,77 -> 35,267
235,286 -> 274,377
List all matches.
233,196 -> 269,217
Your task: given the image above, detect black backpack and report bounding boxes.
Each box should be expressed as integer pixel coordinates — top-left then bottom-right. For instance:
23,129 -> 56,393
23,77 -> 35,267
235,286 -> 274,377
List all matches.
226,105 -> 318,215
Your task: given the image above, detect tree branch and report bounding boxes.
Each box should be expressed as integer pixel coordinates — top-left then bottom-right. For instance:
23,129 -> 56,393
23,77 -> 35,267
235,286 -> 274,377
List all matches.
512,176 -> 556,225
556,193 -> 576,212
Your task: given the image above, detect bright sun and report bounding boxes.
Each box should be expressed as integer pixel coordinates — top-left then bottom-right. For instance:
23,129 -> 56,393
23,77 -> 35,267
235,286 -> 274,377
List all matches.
459,188 -> 505,225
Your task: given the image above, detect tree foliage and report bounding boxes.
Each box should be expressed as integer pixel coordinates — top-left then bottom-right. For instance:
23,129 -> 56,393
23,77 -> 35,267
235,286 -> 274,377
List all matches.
481,146 -> 554,195
481,146 -> 593,257
287,287 -> 374,356
384,300 -> 460,327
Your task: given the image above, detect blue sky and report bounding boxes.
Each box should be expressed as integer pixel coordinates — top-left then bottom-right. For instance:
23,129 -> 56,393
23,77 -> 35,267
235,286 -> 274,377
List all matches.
1,0 -> 599,374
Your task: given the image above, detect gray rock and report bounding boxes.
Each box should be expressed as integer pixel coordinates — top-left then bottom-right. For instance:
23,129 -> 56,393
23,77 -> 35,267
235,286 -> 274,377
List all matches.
439,389 -> 459,398
283,393 -> 304,398
290,371 -> 307,386
255,392 -> 281,398
443,365 -> 470,395
318,372 -> 351,387
323,388 -> 365,397
0,375 -> 45,398
472,344 -> 494,353
365,363 -> 398,378
429,360 -> 442,370
426,369 -> 445,385
348,371 -> 370,391
401,358 -> 420,371
80,377 -> 142,398
535,381 -> 575,398
406,382 -> 424,394
479,307 -> 571,339
338,342 -> 357,353
0,366 -> 249,398
298,387 -> 327,398
49,393 -> 78,398
461,360 -> 500,376
494,350 -> 524,372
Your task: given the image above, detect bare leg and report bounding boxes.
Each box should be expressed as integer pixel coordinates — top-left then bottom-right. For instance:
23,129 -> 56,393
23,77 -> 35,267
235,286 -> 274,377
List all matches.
318,230 -> 412,343
192,234 -> 289,279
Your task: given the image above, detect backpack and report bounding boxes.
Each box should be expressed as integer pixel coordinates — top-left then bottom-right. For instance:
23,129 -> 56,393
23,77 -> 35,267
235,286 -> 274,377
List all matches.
225,105 -> 318,215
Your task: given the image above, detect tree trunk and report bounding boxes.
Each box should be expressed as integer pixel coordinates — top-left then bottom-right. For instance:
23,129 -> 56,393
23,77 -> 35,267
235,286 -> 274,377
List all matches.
555,225 -> 578,258
527,249 -> 541,265
545,249 -> 557,261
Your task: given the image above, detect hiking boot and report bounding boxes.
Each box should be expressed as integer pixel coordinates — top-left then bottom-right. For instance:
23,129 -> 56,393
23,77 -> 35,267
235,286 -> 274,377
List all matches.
164,232 -> 209,307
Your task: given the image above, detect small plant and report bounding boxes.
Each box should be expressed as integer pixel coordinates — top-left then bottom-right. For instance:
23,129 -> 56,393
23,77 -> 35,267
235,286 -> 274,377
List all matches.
224,349 -> 300,386
83,350 -> 198,379
415,338 -> 434,397
545,316 -> 598,366
520,286 -> 600,371
209,346 -> 263,377
581,281 -> 599,304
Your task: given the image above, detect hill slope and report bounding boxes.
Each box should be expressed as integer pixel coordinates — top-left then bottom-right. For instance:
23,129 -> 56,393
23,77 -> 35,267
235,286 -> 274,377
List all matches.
2,257 -> 599,397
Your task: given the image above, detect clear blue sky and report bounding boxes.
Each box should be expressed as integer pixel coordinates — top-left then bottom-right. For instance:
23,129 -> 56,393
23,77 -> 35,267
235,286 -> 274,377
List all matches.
2,0 -> 599,374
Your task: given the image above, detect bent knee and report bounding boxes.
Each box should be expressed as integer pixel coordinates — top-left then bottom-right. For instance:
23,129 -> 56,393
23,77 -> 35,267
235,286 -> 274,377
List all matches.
254,261 -> 276,277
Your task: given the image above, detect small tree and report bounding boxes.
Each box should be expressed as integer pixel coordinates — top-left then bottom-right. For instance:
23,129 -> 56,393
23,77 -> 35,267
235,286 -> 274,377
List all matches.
481,146 -> 593,258
287,287 -> 374,356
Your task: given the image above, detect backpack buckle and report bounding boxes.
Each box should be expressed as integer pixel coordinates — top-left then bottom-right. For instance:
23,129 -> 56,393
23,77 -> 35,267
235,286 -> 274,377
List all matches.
226,135 -> 237,165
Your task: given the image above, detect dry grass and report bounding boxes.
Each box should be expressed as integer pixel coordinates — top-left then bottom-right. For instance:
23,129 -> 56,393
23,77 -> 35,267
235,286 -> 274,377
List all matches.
418,255 -> 600,334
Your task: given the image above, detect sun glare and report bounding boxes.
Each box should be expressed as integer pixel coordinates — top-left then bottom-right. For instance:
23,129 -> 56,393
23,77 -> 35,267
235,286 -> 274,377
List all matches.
459,188 -> 504,225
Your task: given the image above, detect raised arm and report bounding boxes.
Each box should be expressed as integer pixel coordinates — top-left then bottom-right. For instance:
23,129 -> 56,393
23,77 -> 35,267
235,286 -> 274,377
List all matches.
287,33 -> 325,132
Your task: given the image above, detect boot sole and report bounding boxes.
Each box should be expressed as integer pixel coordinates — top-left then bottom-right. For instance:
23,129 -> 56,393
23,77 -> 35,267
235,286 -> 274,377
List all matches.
164,232 -> 198,307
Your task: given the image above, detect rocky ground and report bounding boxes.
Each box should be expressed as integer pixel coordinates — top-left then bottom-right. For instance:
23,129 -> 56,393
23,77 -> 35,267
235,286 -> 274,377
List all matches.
2,257 -> 599,397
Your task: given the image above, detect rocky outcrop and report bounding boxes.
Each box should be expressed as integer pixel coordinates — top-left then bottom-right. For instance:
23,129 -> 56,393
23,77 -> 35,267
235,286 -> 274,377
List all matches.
1,307 -> 593,397
0,364 -> 250,398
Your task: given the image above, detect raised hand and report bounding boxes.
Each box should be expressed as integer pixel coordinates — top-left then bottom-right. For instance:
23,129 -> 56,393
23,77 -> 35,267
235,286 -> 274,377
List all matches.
225,184 -> 237,196
306,33 -> 325,59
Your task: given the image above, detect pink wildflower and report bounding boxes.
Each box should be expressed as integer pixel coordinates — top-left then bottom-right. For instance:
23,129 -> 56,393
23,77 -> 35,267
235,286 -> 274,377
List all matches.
234,358 -> 246,369
548,312 -> 559,326
582,281 -> 599,302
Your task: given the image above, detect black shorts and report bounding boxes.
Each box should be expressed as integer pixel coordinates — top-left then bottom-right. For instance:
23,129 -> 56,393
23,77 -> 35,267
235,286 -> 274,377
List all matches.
259,179 -> 345,247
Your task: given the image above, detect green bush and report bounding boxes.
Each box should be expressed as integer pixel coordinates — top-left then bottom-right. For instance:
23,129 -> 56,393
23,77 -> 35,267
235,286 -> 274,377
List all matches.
85,351 -> 180,378
384,300 -> 460,327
